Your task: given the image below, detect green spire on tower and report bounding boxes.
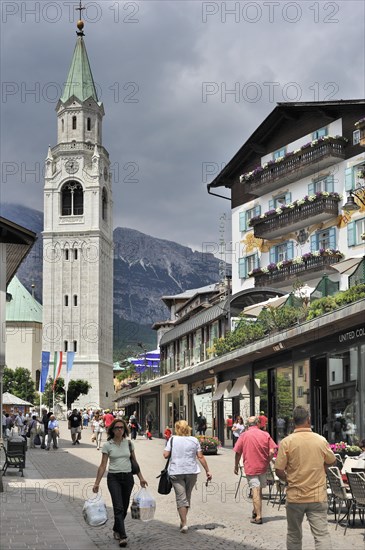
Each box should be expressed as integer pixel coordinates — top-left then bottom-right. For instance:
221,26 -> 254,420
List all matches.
60,35 -> 99,104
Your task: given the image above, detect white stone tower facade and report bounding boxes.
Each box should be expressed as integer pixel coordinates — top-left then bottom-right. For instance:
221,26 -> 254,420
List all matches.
42,19 -> 114,408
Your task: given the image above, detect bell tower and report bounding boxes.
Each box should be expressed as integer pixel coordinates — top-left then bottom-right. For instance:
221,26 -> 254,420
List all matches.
42,10 -> 114,408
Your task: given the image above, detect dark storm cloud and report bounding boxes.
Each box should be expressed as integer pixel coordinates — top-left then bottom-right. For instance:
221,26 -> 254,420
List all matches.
1,0 -> 364,252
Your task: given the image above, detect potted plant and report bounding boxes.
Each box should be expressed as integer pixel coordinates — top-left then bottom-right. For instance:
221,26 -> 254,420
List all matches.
345,445 -> 362,457
196,435 -> 221,455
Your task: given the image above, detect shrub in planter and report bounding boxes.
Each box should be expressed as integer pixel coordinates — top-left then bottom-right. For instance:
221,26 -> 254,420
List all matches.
196,435 -> 221,455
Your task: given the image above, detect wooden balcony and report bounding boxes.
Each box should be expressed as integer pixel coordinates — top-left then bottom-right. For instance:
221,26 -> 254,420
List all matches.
250,197 -> 340,239
244,138 -> 346,196
253,254 -> 342,288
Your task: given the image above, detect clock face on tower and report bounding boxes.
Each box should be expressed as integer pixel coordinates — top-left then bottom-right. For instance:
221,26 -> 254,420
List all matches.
65,159 -> 79,174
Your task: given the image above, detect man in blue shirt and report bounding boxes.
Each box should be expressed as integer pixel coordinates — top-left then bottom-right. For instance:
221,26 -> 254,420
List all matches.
46,415 -> 59,450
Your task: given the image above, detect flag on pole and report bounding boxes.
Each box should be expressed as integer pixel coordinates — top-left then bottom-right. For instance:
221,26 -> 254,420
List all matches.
52,351 -> 63,390
66,351 -> 75,389
39,351 -> 50,393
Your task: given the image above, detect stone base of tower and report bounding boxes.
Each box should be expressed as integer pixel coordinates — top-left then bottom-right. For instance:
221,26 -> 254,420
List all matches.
66,360 -> 115,410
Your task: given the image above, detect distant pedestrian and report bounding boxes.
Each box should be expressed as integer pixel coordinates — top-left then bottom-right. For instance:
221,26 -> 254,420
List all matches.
146,410 -> 154,433
82,410 -> 89,427
258,412 -> 268,431
163,420 -> 212,533
234,416 -> 276,525
232,416 -> 245,447
129,411 -> 138,440
275,406 -> 336,549
46,415 -> 59,450
14,411 -> 25,434
41,409 -> 48,449
28,415 -> 38,449
226,415 -> 233,439
103,409 -> 114,429
92,412 -> 105,450
68,408 -> 82,445
196,412 -> 207,436
164,426 -> 172,441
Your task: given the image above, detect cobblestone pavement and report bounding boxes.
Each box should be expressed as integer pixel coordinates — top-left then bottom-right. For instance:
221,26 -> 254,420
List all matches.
1,422 -> 363,549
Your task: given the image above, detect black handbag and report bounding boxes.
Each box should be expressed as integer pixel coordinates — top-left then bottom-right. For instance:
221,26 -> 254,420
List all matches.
128,440 -> 140,475
157,437 -> 174,495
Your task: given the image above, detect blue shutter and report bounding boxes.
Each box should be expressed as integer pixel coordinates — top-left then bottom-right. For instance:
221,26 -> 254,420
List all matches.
254,205 -> 261,217
310,234 -> 317,252
238,258 -> 246,279
287,241 -> 294,260
269,199 -> 274,210
254,253 -> 259,269
347,222 -> 356,247
325,175 -> 334,193
269,247 -> 276,264
285,192 -> 292,204
239,212 -> 246,232
345,167 -> 354,191
308,182 -> 315,195
328,227 -> 336,249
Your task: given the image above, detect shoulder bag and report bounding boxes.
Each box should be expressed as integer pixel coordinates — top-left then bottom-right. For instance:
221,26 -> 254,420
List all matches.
128,440 -> 140,475
156,437 -> 174,495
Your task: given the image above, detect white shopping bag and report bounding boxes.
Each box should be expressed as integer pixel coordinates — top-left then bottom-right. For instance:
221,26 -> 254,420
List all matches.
131,487 -> 156,522
83,497 -> 108,526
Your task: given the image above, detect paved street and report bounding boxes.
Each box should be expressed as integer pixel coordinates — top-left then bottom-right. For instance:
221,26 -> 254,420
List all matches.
1,422 -> 363,549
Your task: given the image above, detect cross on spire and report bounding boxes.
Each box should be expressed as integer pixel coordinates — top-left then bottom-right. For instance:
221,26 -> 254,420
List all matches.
75,1 -> 85,36
76,1 -> 85,18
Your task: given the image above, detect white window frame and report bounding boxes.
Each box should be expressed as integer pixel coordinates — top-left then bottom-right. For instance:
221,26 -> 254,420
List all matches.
312,127 -> 327,140
353,129 -> 361,145
273,147 -> 286,160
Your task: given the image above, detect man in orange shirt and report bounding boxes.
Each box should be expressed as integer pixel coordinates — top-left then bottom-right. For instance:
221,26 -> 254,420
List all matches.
275,406 -> 336,550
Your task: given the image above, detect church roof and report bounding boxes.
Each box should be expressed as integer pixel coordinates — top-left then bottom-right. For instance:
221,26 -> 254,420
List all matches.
60,36 -> 99,104
6,276 -> 42,323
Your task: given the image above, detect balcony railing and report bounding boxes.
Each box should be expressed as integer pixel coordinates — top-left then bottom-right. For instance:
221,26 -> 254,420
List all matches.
244,138 -> 346,195
253,254 -> 342,288
250,197 -> 340,239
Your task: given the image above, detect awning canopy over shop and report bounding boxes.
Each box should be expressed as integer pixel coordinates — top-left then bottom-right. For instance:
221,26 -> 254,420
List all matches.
330,256 -> 363,275
114,397 -> 139,406
211,380 -> 232,401
226,376 -> 261,398
227,376 -> 250,398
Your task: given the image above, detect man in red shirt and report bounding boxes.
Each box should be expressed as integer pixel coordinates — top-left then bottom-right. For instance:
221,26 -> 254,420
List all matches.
234,416 -> 276,524
103,409 -> 114,429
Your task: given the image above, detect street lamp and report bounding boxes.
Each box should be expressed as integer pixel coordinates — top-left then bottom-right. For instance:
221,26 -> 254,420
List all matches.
342,184 -> 365,213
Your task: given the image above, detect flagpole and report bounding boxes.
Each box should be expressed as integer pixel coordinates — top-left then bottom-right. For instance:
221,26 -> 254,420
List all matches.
53,389 -> 55,413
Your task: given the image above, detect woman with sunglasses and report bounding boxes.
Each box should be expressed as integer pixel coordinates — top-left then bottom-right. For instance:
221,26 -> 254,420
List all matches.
93,418 -> 147,547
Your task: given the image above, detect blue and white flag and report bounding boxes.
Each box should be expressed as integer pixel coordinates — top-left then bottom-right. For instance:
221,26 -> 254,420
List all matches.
39,351 -> 50,393
66,351 -> 76,389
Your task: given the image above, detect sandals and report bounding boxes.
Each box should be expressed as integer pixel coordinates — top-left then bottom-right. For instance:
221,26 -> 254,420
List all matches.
250,518 -> 263,525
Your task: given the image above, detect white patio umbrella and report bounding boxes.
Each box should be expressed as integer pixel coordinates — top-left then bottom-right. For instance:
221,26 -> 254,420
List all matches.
242,295 -> 289,317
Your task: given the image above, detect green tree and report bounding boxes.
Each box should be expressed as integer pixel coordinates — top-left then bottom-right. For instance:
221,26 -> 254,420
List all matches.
65,380 -> 92,409
3,367 -> 37,403
42,377 -> 65,410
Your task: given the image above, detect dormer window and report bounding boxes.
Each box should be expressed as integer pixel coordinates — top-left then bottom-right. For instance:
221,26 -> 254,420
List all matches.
87,117 -> 91,131
61,181 -> 84,216
72,116 -> 77,130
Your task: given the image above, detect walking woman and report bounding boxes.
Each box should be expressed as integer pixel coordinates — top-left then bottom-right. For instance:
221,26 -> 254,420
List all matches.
93,418 -> 147,548
163,420 -> 212,533
232,415 -> 245,447
91,412 -> 105,450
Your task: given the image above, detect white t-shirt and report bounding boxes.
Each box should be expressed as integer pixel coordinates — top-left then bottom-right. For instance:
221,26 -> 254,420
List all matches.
232,422 -> 245,438
165,436 -> 201,475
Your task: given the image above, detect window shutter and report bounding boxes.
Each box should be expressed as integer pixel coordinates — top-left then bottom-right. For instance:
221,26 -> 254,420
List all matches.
254,205 -> 261,217
269,199 -> 274,210
239,212 -> 246,232
238,258 -> 246,279
328,227 -> 336,249
287,241 -> 294,260
269,247 -> 276,264
254,253 -> 259,269
345,167 -> 354,191
325,175 -> 334,193
310,234 -> 317,252
347,222 -> 356,247
285,192 -> 292,204
308,182 -> 315,195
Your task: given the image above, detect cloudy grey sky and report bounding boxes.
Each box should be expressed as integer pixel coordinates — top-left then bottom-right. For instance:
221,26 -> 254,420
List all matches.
1,0 -> 364,252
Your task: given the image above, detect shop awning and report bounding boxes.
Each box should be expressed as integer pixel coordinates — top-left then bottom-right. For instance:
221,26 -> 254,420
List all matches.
227,376 -> 250,398
211,380 -> 231,401
330,257 -> 363,275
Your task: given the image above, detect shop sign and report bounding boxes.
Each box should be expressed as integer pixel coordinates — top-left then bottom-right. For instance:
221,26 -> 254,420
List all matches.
338,327 -> 365,343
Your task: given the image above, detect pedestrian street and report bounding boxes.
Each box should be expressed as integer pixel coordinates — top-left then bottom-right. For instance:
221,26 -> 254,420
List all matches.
1,421 -> 363,550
